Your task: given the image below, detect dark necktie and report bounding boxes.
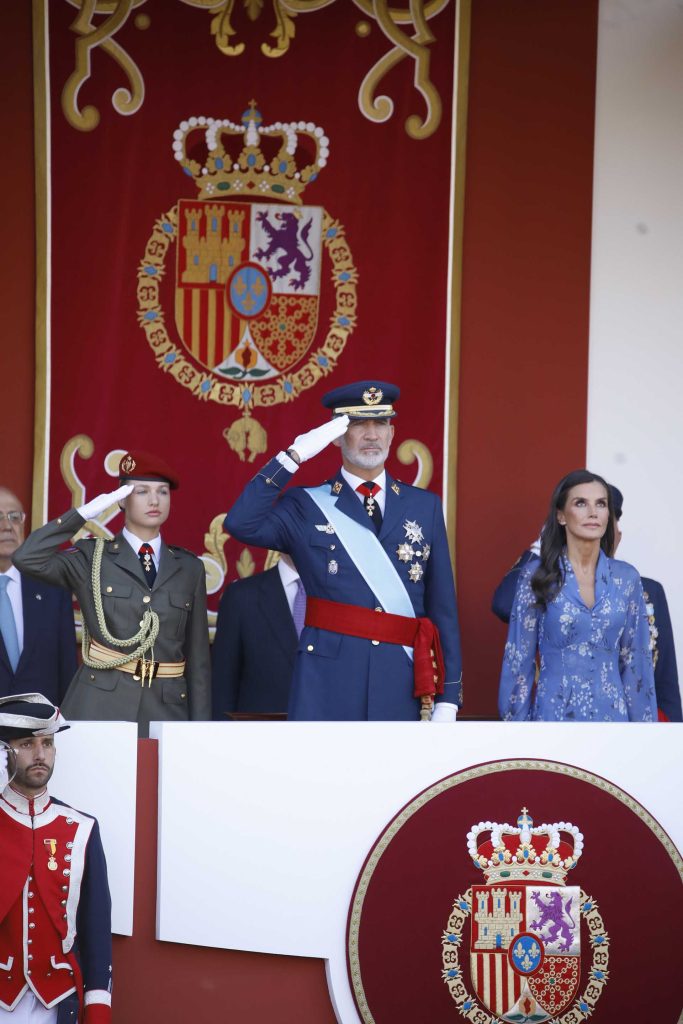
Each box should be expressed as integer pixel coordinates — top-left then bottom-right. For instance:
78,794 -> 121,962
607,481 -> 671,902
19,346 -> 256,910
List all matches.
356,482 -> 383,533
138,543 -> 157,588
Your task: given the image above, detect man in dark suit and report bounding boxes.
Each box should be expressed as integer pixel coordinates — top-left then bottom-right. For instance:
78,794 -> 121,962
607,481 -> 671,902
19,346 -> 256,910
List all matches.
0,487 -> 76,702
211,554 -> 301,717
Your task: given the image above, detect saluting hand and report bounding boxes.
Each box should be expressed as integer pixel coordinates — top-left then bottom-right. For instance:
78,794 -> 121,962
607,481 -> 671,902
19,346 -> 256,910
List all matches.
289,415 -> 350,464
76,484 -> 135,521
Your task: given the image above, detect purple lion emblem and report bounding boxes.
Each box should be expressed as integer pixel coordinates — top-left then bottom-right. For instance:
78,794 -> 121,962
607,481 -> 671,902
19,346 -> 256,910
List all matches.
529,890 -> 576,952
253,210 -> 314,290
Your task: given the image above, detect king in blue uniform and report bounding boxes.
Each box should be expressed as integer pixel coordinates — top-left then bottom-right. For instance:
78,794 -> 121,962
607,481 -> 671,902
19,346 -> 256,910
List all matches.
225,381 -> 462,722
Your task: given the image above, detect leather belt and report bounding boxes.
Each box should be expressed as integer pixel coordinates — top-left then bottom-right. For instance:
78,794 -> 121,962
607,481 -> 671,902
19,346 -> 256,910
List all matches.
304,597 -> 445,700
87,639 -> 185,686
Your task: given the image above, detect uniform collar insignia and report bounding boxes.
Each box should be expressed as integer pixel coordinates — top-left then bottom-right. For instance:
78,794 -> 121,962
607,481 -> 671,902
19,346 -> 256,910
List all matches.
391,482 -> 400,495
332,480 -> 343,495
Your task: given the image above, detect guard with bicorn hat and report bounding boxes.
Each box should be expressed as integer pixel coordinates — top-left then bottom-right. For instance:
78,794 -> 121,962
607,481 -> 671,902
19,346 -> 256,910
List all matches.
0,693 -> 113,1023
13,453 -> 211,737
225,379 -> 462,722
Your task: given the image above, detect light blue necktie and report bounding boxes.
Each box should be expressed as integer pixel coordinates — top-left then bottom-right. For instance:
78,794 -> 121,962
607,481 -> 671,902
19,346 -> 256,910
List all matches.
0,576 -> 20,672
292,578 -> 306,639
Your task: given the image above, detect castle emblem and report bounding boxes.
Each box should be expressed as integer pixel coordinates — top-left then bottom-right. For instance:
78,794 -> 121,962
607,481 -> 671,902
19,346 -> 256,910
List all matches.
137,101 -> 358,460
442,808 -> 610,1024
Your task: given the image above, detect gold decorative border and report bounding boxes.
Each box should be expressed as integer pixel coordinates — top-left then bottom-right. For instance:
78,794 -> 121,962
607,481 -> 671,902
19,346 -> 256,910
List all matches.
347,758 -> 683,1024
444,0 -> 471,570
32,0 -> 50,529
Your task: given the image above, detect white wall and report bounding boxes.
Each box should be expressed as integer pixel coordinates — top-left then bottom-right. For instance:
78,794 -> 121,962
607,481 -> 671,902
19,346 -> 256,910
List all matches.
588,0 -> 683,706
49,721 -> 138,936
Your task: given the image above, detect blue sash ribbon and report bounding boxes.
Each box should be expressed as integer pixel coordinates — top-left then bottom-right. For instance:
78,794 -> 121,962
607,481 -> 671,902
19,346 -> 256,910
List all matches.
305,485 -> 414,660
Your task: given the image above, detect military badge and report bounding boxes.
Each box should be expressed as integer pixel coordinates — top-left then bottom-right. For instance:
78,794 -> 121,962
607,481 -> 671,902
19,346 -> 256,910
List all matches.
403,519 -> 424,544
397,520 -> 429,579
397,542 -> 413,563
332,481 -> 343,495
120,454 -> 136,474
362,386 -> 383,406
315,523 -> 336,534
136,102 -> 358,461
44,838 -> 58,871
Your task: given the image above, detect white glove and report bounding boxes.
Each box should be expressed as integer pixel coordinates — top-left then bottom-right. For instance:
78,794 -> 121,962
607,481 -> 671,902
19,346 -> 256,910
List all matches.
77,484 -> 134,521
289,416 -> 350,464
0,747 -> 9,791
430,702 -> 458,723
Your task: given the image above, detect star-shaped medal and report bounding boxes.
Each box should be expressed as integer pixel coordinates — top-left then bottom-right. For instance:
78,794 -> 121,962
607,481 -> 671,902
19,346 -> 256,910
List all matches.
421,543 -> 431,562
397,542 -> 414,563
408,562 -> 424,583
403,519 -> 424,544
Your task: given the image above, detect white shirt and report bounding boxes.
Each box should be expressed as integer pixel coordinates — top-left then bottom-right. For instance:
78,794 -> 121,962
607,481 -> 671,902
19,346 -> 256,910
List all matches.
0,565 -> 24,650
277,558 -> 302,619
122,528 -> 162,569
340,467 -> 387,515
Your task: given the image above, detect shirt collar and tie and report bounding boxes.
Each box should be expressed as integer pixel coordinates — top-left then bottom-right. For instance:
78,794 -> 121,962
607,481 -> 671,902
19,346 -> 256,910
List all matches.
340,468 -> 387,514
122,528 -> 162,589
340,467 -> 386,533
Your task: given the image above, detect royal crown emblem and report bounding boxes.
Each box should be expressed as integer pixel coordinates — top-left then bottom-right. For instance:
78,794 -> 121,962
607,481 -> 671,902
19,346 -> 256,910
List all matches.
136,102 -> 357,461
172,100 -> 329,204
442,808 -> 609,1024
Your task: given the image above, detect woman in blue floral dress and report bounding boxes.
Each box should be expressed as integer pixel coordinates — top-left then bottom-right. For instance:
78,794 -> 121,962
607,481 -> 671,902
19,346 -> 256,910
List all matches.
499,470 -> 656,722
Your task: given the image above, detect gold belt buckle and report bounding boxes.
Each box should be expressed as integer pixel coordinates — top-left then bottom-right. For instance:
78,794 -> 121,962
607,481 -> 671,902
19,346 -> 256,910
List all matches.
134,659 -> 160,686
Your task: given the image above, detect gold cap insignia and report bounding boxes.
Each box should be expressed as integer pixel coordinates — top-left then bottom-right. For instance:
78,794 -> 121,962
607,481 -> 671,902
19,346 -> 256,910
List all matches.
362,387 -> 383,406
120,455 -> 136,474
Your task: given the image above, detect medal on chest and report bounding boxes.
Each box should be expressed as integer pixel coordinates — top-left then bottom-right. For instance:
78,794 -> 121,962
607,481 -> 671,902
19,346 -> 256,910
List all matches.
397,520 -> 430,582
44,837 -> 58,871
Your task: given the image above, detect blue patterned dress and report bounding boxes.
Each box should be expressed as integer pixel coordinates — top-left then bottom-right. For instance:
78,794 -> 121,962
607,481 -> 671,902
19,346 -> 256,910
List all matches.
499,550 -> 657,721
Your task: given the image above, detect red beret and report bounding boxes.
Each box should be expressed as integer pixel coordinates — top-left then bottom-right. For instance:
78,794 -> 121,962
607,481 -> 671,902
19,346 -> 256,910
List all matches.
118,450 -> 179,490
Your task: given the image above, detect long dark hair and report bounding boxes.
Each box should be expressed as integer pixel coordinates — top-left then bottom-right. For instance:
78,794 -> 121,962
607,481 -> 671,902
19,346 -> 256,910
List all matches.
531,470 -> 614,609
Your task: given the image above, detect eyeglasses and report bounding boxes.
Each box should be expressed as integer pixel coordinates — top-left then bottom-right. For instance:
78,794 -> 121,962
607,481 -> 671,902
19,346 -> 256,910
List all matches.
0,512 -> 25,524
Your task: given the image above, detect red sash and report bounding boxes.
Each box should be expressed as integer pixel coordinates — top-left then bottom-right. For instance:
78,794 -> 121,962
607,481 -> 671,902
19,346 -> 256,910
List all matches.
305,597 -> 445,699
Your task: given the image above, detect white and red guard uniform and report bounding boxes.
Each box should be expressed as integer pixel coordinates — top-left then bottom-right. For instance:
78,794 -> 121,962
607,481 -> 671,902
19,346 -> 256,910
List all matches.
0,785 -> 112,1023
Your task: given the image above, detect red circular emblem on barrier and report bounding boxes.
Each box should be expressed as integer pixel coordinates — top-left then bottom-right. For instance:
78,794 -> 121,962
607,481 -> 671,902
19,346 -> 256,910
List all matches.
347,759 -> 682,1024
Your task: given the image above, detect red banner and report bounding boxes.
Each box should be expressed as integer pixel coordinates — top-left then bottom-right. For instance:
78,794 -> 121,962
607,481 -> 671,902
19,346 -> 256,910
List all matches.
34,0 -> 460,619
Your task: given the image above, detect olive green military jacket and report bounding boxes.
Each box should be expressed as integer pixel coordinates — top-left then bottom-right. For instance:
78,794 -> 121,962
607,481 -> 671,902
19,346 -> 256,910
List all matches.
13,508 -> 211,736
